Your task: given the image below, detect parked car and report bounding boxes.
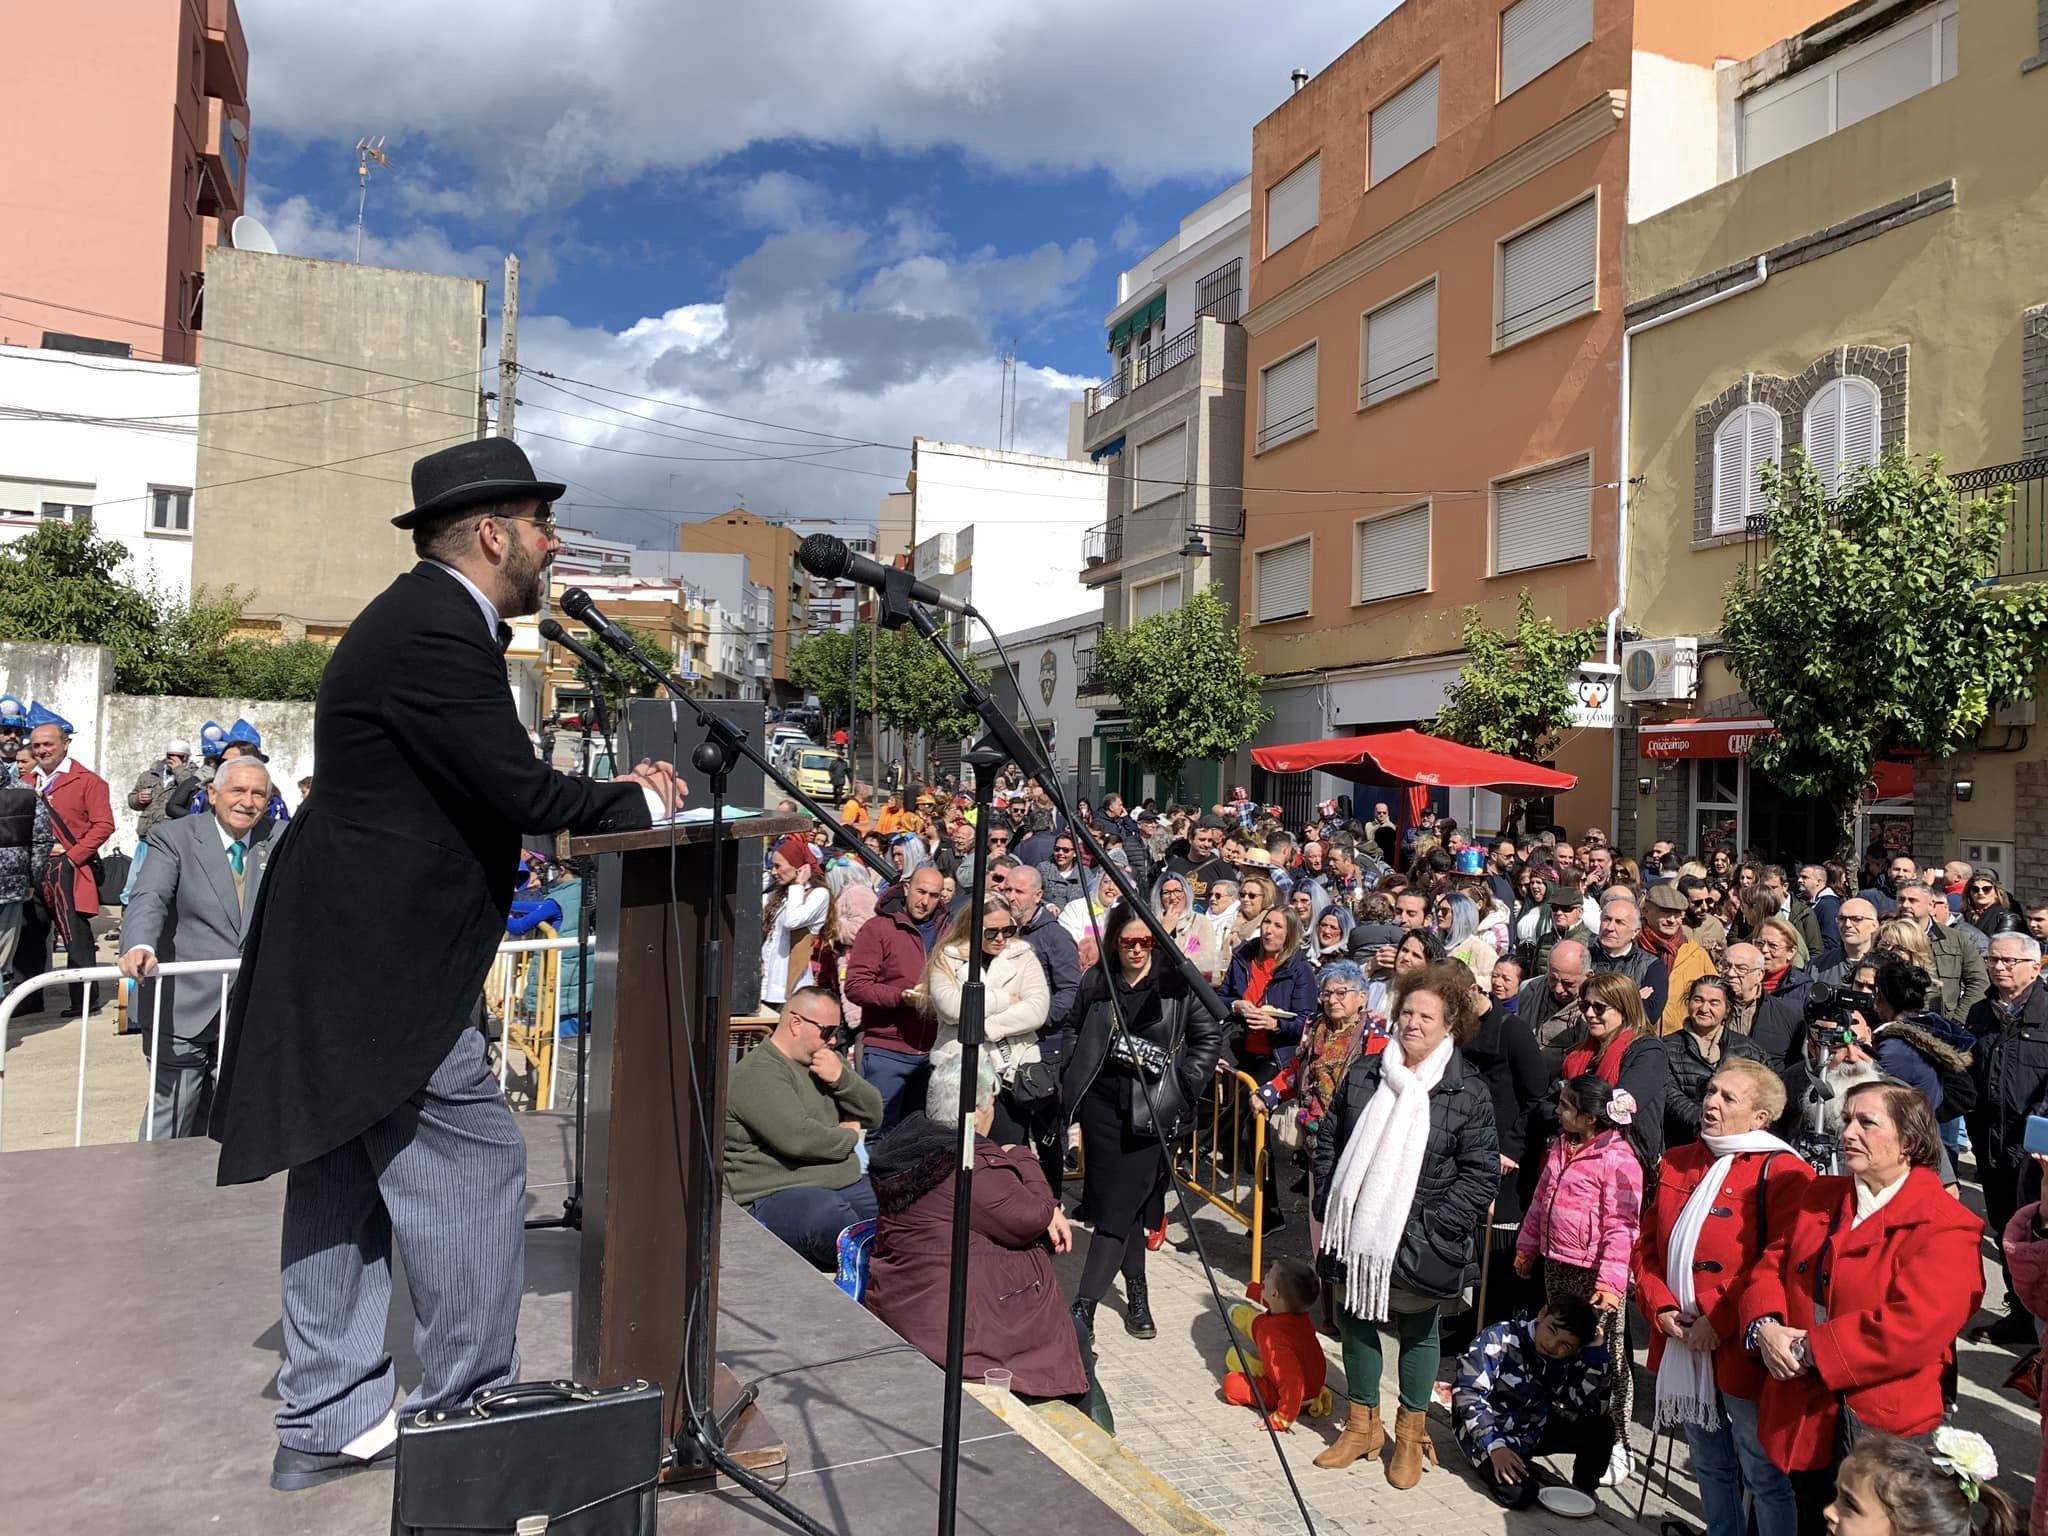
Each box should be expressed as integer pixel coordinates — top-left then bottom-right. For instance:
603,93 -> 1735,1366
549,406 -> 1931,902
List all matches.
795,747 -> 844,800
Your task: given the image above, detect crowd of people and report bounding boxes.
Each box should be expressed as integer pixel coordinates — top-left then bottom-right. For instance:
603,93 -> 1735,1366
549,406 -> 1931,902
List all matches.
723,773 -> 2048,1534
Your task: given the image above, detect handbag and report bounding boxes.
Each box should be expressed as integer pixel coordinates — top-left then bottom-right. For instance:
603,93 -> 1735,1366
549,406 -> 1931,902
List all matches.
1124,1005 -> 1192,1143
391,1378 -> 664,1536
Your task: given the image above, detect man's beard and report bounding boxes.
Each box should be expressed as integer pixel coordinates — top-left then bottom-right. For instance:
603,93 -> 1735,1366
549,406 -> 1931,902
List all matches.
502,539 -> 548,617
1818,1058 -> 1881,1135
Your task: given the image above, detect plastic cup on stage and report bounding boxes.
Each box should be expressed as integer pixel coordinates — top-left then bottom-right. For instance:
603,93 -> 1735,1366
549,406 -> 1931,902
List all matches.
982,1369 -> 1012,1394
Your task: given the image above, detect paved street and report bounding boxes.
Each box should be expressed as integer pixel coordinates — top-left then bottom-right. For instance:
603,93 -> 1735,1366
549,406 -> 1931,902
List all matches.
1060,1167 -> 2042,1536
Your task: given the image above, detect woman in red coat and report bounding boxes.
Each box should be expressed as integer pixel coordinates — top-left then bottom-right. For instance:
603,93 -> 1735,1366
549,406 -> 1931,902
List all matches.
1743,1079 -> 1983,1536
1634,1056 -> 1813,1536
864,1051 -> 1089,1401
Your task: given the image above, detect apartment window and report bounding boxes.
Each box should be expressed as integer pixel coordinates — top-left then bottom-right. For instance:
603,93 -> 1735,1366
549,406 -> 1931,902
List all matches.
1257,343 -> 1318,451
1741,1 -> 1958,171
1254,538 -> 1313,623
1361,279 -> 1437,407
1130,573 -> 1182,623
1355,503 -> 1431,604
1370,65 -> 1439,186
40,501 -> 92,526
1500,0 -> 1594,98
1133,426 -> 1187,507
149,487 -> 194,535
1497,195 -> 1597,349
1711,406 -> 1781,536
1803,376 -> 1881,498
1494,455 -> 1591,573
1265,154 -> 1320,255
0,479 -> 90,520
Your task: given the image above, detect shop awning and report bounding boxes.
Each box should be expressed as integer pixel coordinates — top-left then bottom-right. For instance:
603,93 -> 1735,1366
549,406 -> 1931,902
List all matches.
1641,718 -> 1916,799
1639,718 -> 1777,759
1250,729 -> 1578,796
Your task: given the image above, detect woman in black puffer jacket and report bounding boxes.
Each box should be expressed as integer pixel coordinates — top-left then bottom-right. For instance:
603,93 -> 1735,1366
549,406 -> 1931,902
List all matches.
1310,961 -> 1497,1489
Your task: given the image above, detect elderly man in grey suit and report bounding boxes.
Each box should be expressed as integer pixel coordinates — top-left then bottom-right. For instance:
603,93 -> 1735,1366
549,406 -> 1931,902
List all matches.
119,756 -> 275,1139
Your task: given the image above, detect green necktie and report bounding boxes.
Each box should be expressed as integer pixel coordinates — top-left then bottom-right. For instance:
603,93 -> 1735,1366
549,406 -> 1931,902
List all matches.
229,840 -> 246,877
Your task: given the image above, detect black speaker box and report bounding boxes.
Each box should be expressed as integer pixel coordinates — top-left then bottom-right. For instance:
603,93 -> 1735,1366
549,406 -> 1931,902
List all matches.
618,696 -> 768,1015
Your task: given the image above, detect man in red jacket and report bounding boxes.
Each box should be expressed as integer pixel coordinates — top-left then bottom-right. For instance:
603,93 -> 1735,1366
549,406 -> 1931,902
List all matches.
23,715 -> 114,1016
844,864 -> 945,1130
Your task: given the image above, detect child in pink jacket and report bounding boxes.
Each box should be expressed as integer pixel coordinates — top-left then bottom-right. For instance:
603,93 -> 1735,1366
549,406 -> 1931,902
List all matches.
1515,1074 -> 1646,1479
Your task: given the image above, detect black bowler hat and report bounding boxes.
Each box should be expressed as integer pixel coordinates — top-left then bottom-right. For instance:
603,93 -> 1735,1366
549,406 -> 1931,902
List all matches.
392,437 -> 566,529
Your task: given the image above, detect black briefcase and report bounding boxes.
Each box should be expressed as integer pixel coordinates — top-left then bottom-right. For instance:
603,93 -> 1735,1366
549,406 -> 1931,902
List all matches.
391,1379 -> 665,1536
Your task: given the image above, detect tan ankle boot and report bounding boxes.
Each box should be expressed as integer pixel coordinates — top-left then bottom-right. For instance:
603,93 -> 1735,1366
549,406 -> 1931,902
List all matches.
1386,1406 -> 1437,1489
1312,1403 -> 1383,1469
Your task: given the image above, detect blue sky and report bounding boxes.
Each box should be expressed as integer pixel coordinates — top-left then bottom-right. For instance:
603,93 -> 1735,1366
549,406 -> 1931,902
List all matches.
235,0 -> 1395,543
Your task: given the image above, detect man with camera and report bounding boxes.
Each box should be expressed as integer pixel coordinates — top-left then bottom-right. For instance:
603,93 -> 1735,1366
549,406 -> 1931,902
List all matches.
1966,933 -> 2047,1345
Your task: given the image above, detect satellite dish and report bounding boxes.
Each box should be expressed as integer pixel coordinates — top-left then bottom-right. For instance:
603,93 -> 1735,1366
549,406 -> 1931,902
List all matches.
231,215 -> 279,255
227,117 -> 248,145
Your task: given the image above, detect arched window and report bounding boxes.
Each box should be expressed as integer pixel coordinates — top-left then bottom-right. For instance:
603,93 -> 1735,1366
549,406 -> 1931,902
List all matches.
1803,376 -> 1881,498
1711,404 -> 1782,535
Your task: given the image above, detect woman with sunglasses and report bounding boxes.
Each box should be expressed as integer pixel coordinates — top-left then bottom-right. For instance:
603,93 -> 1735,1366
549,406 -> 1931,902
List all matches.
922,903 -> 1052,1148
1963,873 -> 2015,937
1154,871 -> 1227,984
1062,904 -> 1223,1345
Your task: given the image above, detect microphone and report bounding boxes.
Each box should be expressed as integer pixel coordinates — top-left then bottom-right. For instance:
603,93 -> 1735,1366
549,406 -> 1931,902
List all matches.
538,616 -> 621,684
796,533 -> 976,618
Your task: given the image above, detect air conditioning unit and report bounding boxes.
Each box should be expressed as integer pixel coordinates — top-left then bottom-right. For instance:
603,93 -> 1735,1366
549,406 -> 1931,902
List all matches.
1992,698 -> 2038,729
1621,637 -> 1699,704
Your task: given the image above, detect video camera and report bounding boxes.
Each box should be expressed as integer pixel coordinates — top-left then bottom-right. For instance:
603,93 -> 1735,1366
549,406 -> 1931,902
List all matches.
1804,981 -> 1876,1051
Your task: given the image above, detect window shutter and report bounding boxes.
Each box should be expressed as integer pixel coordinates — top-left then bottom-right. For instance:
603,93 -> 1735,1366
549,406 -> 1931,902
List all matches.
1357,504 -> 1431,603
1712,406 -> 1781,535
1266,155 -> 1320,255
1499,197 -> 1596,347
1259,345 -> 1318,450
1134,426 -> 1186,507
1839,378 -> 1880,480
1370,66 -> 1439,186
1805,384 -> 1842,496
1500,0 -> 1594,97
1803,377 -> 1880,497
1362,282 -> 1437,406
1495,456 -> 1591,573
1256,540 -> 1313,622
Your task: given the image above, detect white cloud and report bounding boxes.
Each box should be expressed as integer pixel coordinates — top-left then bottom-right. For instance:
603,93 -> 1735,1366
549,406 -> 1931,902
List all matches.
249,190 -> 505,280
241,0 -> 1396,211
1111,214 -> 1148,254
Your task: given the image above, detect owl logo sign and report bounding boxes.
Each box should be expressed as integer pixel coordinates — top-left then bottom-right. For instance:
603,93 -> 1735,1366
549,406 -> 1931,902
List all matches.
1570,666 -> 1617,730
1040,649 -> 1057,706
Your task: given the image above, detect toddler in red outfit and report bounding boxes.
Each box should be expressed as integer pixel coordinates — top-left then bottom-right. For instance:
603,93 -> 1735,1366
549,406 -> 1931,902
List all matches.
1221,1258 -> 1332,1431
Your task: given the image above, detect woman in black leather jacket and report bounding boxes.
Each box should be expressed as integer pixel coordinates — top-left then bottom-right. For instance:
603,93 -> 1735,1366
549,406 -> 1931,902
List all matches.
1062,903 -> 1223,1343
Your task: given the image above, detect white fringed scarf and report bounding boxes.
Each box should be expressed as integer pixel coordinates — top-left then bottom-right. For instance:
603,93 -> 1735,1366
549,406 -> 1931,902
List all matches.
1319,1037 -> 1453,1321
1652,1129 -> 1795,1429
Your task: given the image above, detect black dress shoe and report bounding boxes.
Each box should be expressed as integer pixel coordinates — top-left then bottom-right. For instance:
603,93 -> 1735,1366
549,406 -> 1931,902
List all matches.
1124,1278 -> 1158,1340
1972,1309 -> 2039,1349
270,1441 -> 396,1492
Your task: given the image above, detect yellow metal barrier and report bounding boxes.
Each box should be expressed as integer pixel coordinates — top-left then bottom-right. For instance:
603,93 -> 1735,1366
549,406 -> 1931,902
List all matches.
486,928 -> 565,1111
1171,1065 -> 1269,1293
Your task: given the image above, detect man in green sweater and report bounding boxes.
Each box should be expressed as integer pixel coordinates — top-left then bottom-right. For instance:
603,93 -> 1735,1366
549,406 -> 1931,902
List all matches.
726,986 -> 884,1268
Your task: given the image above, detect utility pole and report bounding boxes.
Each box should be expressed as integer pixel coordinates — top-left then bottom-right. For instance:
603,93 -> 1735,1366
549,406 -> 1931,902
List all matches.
869,609 -> 881,791
498,253 -> 520,443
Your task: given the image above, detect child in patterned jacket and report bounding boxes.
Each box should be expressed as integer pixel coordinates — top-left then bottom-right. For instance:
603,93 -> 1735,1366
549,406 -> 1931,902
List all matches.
1453,1297 -> 1613,1507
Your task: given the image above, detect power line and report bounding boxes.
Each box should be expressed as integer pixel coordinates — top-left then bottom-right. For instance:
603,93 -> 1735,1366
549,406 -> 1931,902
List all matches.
0,369 -> 484,429
77,430 -> 476,515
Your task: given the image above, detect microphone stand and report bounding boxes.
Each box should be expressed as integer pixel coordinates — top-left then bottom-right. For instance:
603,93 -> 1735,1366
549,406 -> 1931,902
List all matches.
575,610 -> 875,1536
857,566 -> 1230,1536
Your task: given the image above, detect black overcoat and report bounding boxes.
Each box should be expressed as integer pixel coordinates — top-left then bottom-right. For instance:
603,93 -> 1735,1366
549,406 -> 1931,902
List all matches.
209,562 -> 648,1183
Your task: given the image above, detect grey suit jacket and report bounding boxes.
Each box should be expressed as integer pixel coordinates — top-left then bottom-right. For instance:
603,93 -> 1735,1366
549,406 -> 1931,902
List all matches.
123,812 -> 272,1059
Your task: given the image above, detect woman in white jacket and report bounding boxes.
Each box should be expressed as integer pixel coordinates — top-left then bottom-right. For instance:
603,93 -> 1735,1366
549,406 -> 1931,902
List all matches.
761,833 -> 833,1010
923,902 -> 1051,1145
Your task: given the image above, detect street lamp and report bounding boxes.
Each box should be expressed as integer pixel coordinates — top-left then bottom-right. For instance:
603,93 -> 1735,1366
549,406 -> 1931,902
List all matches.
1181,505 -> 1245,561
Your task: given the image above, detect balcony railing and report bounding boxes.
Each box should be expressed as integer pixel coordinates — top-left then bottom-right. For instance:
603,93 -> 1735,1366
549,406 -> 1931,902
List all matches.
1195,258 -> 1243,324
1743,455 -> 2048,584
1085,322 -> 1201,417
1075,641 -> 1111,698
1081,521 -> 1123,568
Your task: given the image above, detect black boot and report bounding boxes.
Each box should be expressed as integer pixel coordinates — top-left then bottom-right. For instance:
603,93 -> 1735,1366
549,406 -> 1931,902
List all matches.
1070,1296 -> 1098,1354
1124,1278 -> 1157,1339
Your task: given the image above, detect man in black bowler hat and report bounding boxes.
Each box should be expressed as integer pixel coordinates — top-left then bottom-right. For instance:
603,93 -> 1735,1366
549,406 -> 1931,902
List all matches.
210,437 -> 682,1491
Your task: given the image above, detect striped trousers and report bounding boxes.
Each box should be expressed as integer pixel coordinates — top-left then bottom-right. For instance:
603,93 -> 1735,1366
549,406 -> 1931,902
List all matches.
274,1026 -> 526,1453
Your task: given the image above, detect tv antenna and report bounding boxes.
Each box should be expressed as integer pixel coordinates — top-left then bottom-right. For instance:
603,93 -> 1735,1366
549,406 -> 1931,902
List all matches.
354,135 -> 391,264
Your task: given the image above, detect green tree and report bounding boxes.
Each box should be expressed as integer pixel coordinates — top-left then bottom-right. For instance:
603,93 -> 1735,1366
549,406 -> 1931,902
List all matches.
578,622 -> 675,715
1096,584 -> 1267,795
789,624 -> 985,775
0,521 -> 338,700
789,626 -> 860,726
1430,590 -> 1605,764
1722,449 -> 2048,839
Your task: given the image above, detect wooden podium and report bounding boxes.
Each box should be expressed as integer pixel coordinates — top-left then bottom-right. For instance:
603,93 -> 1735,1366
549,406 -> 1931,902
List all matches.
555,812 -> 806,1477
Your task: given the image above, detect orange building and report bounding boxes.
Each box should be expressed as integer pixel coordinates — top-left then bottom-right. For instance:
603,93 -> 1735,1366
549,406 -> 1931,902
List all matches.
1239,0 -> 1838,835
0,0 -> 248,365
676,508 -> 805,704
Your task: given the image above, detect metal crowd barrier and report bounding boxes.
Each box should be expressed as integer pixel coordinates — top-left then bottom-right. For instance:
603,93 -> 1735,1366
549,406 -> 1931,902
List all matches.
1171,1065 -> 1270,1290
0,936 -> 578,1151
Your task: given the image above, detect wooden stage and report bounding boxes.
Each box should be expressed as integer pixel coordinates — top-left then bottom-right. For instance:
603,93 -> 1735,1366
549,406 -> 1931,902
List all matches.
0,1115 -> 1140,1535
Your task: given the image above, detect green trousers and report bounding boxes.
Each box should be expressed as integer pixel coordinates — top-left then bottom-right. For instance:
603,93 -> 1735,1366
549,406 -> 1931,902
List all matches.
1336,1302 -> 1441,1413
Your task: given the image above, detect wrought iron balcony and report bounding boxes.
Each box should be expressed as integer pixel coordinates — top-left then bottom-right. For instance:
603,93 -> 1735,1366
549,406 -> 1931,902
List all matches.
1084,322 -> 1200,417
1081,521 -> 1123,569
